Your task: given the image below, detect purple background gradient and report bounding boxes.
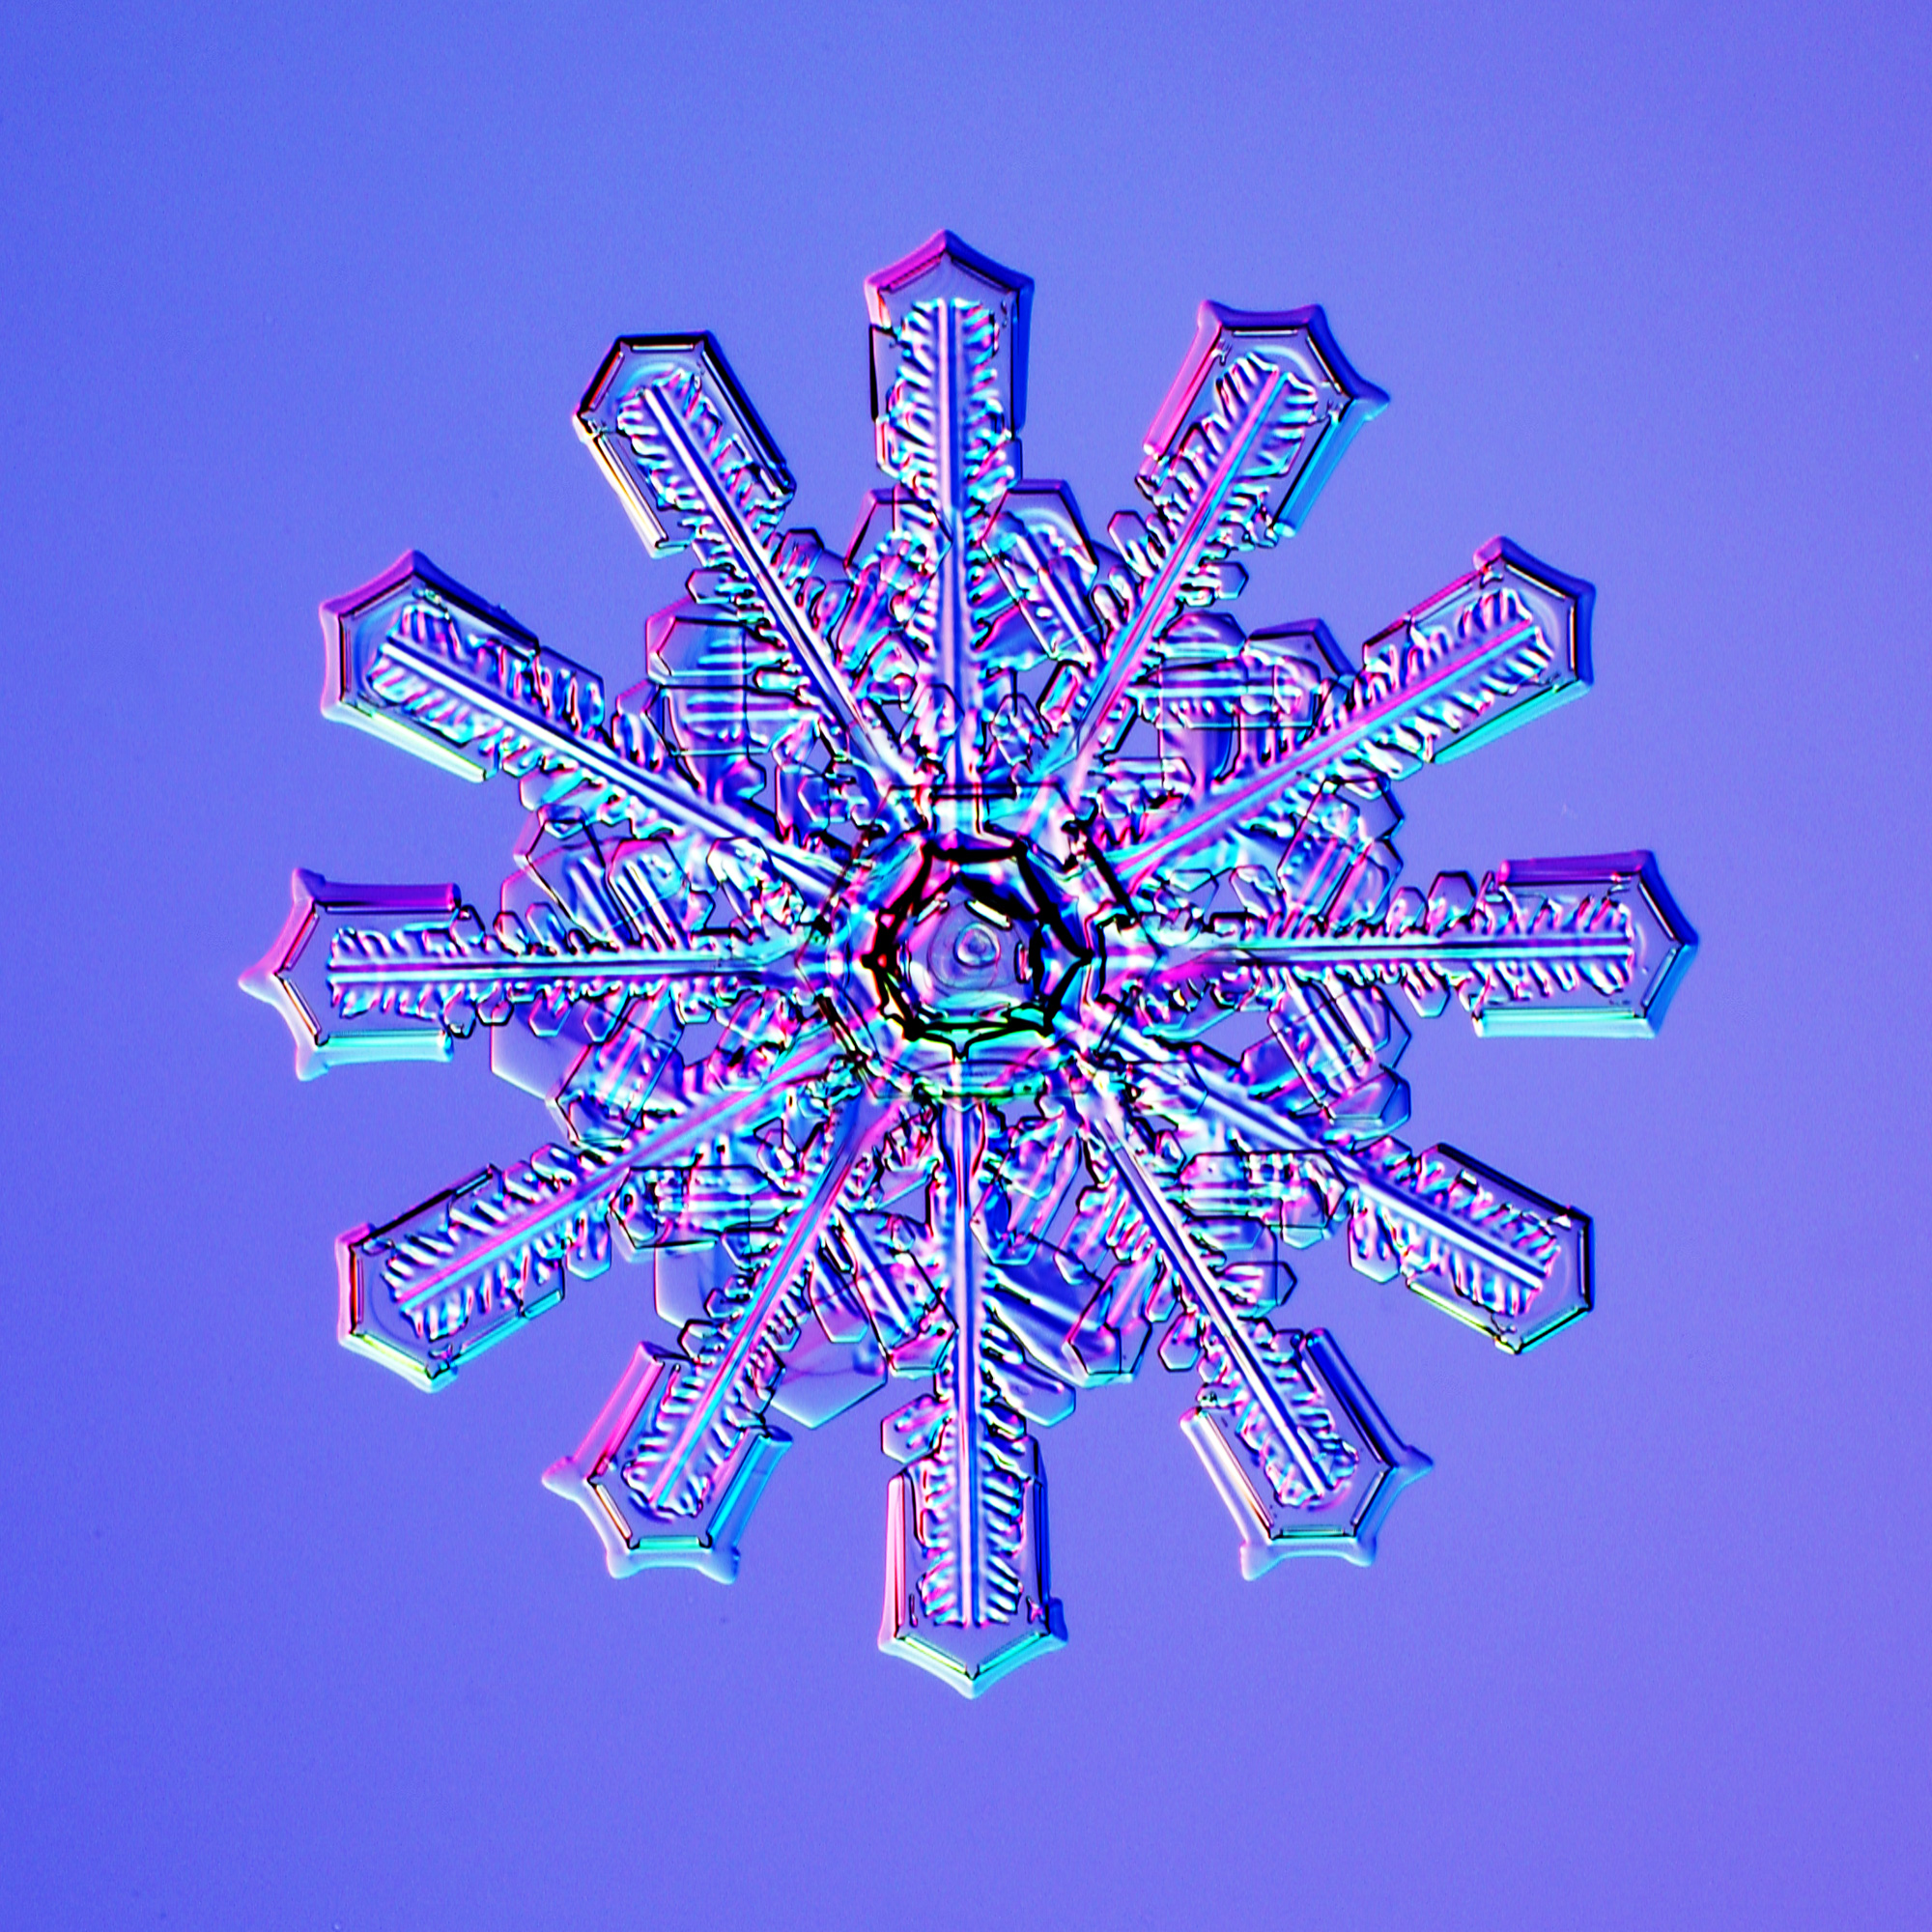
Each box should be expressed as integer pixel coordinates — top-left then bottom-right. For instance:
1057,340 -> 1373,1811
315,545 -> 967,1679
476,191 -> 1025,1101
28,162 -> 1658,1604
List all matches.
2,6 -> 1926,1926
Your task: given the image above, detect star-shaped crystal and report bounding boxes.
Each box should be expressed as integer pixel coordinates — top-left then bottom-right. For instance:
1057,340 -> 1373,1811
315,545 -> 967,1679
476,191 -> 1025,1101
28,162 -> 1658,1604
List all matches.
246,232 -> 1694,1694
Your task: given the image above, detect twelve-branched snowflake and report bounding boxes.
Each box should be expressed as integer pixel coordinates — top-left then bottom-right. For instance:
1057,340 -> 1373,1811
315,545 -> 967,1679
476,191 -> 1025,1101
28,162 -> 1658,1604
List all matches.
246,234 -> 1694,1695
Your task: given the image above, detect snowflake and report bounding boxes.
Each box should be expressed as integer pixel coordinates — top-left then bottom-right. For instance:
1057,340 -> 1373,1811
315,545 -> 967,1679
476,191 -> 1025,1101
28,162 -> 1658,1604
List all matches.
244,233 -> 1695,1696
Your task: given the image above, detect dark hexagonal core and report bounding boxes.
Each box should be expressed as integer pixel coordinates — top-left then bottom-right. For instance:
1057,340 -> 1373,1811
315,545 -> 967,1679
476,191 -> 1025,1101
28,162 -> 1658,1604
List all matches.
866,844 -> 1090,1045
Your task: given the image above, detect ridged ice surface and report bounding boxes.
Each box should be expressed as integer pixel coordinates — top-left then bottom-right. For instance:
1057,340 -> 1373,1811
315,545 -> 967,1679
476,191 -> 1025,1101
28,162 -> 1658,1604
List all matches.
244,231 -> 1696,1696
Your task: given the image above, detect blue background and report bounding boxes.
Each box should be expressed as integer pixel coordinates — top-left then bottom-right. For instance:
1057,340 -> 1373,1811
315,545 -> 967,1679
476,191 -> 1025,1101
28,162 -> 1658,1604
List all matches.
2,5 -> 1926,1926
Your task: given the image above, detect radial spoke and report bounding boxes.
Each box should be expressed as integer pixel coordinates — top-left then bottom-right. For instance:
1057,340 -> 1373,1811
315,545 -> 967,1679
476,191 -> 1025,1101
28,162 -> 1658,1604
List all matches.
637,1085 -> 899,1510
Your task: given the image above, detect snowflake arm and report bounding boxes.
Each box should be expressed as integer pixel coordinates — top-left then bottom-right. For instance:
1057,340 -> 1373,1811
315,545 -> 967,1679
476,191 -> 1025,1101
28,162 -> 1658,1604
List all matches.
1114,540 -> 1593,895
1129,1037 -> 1594,1352
878,1088 -> 1067,1695
860,237 -> 1032,796
545,1085 -> 898,1578
336,1028 -> 846,1385
1076,1073 -> 1428,1572
1140,850 -> 1697,1038
577,333 -> 917,791
1042,302 -> 1387,799
322,552 -> 843,897
242,867 -> 810,1078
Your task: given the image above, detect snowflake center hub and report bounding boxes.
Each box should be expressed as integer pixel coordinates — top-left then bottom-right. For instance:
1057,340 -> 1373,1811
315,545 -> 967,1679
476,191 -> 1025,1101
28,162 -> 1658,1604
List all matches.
900,895 -> 1022,1019
874,840 -> 1088,1042
805,826 -> 1096,1085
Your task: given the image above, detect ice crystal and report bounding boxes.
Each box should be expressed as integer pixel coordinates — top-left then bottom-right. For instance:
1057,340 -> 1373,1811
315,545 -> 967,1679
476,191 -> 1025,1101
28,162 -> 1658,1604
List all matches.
245,233 -> 1694,1694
